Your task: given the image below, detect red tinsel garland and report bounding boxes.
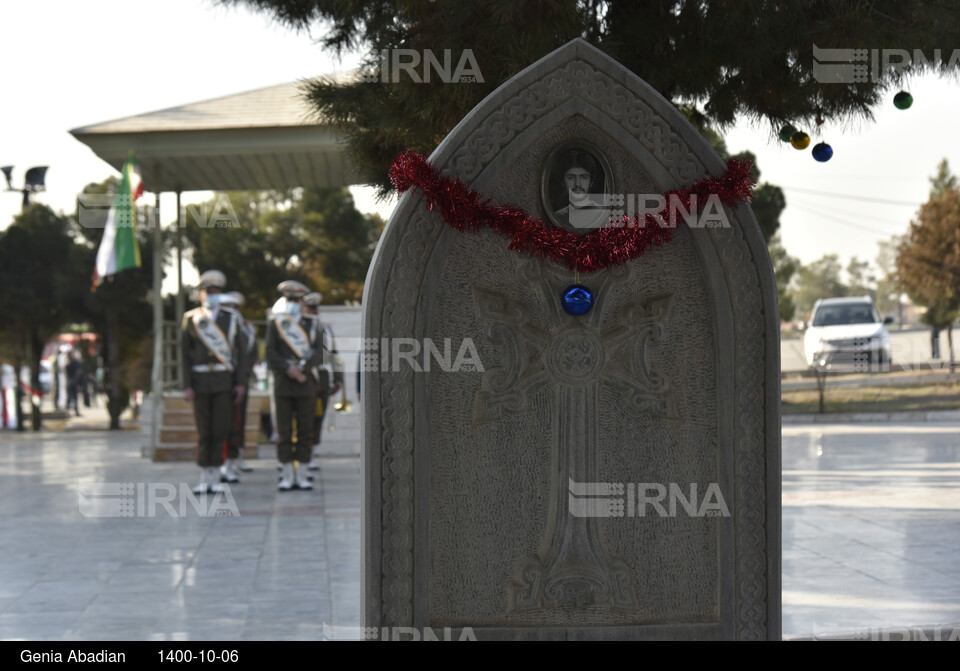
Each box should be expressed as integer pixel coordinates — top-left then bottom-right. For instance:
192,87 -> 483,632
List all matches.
389,150 -> 755,274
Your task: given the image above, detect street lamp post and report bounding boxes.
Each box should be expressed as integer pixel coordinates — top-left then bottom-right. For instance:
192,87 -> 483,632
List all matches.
2,165 -> 48,210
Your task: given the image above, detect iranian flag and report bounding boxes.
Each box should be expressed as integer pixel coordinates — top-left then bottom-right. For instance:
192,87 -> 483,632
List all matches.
92,153 -> 144,290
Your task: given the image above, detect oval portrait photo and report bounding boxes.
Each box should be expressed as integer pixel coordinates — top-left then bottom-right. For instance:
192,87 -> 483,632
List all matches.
540,140 -> 614,234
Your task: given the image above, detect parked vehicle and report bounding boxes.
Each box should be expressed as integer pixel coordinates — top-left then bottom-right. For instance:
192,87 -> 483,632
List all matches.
802,297 -> 894,371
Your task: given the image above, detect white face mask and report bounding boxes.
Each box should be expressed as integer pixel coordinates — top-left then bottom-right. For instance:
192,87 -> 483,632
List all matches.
285,301 -> 302,319
204,293 -> 222,310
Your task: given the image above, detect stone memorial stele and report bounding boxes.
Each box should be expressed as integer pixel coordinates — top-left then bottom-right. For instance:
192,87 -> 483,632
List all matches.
362,38 -> 781,641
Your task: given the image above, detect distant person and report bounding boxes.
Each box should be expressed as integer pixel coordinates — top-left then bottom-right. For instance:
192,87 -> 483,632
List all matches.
181,270 -> 250,495
302,291 -> 344,471
55,346 -> 70,411
219,291 -> 257,482
65,351 -> 86,417
81,347 -> 95,408
93,359 -> 105,406
266,281 -> 324,491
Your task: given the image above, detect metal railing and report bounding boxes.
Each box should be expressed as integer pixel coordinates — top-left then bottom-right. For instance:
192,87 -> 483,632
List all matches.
161,321 -> 181,390
160,320 -> 270,390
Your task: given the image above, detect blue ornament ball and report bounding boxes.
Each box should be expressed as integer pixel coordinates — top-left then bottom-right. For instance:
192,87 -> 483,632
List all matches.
812,142 -> 833,162
561,285 -> 594,316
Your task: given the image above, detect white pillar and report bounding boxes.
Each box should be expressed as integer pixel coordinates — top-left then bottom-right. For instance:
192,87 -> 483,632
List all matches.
149,191 -> 163,460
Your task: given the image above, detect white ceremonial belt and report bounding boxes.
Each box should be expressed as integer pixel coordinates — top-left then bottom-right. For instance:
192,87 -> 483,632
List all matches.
192,363 -> 230,373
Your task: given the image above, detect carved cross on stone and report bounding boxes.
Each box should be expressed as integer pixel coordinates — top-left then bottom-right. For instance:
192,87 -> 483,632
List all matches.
473,260 -> 672,620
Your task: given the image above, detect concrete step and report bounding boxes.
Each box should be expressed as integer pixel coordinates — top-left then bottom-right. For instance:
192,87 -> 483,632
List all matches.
163,397 -> 193,412
150,444 -> 196,462
148,441 -> 262,462
152,447 -> 262,462
159,427 -> 259,443
163,412 -> 196,426
161,406 -> 265,419
144,391 -> 349,461
159,420 -> 259,430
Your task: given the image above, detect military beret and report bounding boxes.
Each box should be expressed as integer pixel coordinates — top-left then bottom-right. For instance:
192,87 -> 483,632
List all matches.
198,269 -> 226,290
277,280 -> 309,298
222,291 -> 245,307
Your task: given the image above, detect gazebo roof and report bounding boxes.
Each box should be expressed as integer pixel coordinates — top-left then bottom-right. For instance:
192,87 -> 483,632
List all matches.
70,75 -> 361,192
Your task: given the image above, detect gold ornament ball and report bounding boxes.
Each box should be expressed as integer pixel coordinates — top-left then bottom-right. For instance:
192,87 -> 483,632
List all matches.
791,131 -> 811,150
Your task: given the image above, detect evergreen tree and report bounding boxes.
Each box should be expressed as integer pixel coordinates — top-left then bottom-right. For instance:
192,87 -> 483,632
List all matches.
223,0 -> 960,192
182,188 -> 381,316
875,235 -> 904,320
791,254 -> 848,320
845,257 -> 876,301
768,234 -> 799,323
684,110 -> 787,242
0,205 -> 92,429
929,158 -> 958,199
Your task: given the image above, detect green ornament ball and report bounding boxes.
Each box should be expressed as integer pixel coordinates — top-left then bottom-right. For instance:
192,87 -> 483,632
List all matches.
894,91 -> 913,109
790,131 -> 811,150
779,124 -> 798,142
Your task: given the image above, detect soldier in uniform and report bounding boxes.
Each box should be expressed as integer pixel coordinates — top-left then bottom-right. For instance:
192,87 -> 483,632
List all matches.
266,281 -> 324,491
219,291 -> 257,482
181,270 -> 249,494
302,292 -> 344,471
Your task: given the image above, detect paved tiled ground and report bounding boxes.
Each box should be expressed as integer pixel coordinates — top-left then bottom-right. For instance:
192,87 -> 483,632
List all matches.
782,422 -> 960,639
0,418 -> 359,641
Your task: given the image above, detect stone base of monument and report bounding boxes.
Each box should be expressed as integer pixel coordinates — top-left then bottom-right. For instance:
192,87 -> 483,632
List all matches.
40,410 -> 69,432
141,391 -> 262,462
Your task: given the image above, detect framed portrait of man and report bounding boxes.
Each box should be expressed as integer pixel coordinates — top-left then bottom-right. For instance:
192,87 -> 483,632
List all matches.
540,140 -> 615,234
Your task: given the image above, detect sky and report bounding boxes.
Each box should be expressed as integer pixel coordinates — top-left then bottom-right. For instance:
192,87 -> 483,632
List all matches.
723,74 -> 960,275
2,0 -> 958,292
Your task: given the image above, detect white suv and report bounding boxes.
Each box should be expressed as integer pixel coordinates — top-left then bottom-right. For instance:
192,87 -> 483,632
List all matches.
802,297 -> 893,371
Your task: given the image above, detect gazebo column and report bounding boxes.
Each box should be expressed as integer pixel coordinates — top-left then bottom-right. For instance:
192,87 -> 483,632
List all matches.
149,191 -> 163,460
175,189 -> 184,389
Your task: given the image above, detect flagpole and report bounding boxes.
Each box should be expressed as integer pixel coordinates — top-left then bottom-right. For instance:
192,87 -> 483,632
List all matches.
150,191 -> 163,460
